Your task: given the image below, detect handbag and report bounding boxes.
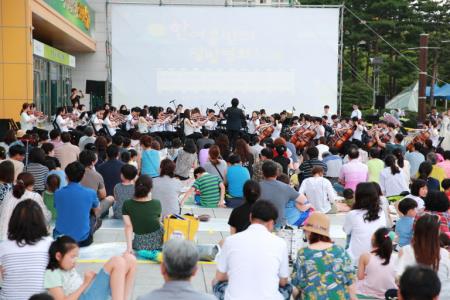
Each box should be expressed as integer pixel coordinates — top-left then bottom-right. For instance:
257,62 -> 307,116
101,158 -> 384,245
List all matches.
276,225 -> 304,262
163,213 -> 199,242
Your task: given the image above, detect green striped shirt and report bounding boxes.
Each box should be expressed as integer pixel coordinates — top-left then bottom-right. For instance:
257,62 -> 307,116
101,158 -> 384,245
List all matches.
193,173 -> 221,208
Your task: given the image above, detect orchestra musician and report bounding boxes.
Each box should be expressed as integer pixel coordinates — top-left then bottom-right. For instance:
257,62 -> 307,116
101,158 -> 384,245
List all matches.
183,108 -> 203,140
103,109 -> 119,136
247,111 -> 260,135
138,109 -> 152,134
20,103 -> 36,132
204,109 -> 218,132
55,106 -> 83,143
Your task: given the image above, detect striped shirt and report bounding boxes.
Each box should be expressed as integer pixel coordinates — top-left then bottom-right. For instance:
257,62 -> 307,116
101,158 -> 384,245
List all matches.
25,163 -> 49,193
193,173 -> 221,208
0,236 -> 53,299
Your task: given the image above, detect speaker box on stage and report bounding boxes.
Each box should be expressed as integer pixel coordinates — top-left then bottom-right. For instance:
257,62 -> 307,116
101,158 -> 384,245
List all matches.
375,95 -> 386,110
0,119 -> 12,141
85,80 -> 106,96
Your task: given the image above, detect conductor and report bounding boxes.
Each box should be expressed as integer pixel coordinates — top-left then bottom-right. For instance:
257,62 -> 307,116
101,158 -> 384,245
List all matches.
224,98 -> 245,149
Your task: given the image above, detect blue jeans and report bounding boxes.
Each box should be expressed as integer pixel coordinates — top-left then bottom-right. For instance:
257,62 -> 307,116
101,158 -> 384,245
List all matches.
79,268 -> 111,300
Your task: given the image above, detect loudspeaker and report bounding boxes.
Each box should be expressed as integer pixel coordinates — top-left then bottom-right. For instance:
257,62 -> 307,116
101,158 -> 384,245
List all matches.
0,119 -> 11,141
375,95 -> 386,109
85,80 -> 106,96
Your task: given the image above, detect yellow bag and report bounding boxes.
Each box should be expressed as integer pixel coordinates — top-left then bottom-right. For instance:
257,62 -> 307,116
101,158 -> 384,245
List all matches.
163,214 -> 199,242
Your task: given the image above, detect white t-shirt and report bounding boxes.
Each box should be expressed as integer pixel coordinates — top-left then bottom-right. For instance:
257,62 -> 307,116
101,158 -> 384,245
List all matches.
397,245 -> 450,299
216,224 -> 289,300
104,117 -> 116,136
56,115 -> 69,132
401,194 -> 425,210
91,115 -> 103,132
379,168 -> 409,197
271,123 -> 282,139
343,209 -> 387,264
20,112 -> 35,131
316,144 -> 329,160
299,176 -> 336,213
352,125 -> 365,141
184,119 -> 196,136
247,119 -> 260,134
351,109 -> 362,119
0,236 -> 53,299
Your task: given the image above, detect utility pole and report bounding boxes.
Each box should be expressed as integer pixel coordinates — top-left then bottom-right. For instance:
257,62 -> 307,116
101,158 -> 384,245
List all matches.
418,33 -> 429,123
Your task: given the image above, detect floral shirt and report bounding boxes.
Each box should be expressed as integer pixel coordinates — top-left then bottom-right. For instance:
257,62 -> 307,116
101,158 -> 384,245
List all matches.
0,183 -> 12,203
291,244 -> 355,300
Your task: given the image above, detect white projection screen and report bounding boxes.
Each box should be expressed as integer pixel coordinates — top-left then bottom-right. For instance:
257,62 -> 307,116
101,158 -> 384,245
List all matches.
111,4 -> 340,115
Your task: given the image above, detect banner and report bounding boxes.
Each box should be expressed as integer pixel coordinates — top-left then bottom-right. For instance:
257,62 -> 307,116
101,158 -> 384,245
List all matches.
33,40 -> 76,68
44,0 -> 95,36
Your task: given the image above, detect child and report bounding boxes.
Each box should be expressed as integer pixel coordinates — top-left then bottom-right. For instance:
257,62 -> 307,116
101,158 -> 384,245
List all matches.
121,151 -> 131,164
43,174 -> 60,221
442,178 -> 450,203
113,164 -> 137,219
128,149 -> 138,169
44,236 -> 136,300
395,198 -> 418,247
356,227 -> 397,299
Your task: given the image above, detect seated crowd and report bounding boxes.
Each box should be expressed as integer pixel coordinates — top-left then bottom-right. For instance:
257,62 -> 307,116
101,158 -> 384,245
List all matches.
0,121 -> 449,300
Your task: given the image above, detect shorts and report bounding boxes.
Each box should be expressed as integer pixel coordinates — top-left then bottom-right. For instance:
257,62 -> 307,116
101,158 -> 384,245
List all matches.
79,268 -> 111,300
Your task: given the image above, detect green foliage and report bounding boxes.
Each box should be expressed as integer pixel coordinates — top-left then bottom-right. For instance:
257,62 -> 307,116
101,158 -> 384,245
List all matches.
301,0 -> 450,113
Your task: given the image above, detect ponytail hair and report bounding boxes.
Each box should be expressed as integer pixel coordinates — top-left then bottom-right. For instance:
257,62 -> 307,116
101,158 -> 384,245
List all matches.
385,155 -> 400,175
13,172 -> 34,198
47,236 -> 78,271
392,148 -> 405,168
134,175 -> 153,198
371,227 -> 394,265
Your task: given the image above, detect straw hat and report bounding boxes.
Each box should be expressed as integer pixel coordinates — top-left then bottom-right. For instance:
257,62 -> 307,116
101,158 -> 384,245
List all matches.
303,212 -> 330,237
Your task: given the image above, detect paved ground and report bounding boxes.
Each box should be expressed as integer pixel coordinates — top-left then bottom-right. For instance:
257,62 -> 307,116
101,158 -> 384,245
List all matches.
77,206 -> 348,299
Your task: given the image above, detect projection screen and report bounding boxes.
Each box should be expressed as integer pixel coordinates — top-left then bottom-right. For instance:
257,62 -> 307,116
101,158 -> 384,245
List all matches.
111,4 -> 340,115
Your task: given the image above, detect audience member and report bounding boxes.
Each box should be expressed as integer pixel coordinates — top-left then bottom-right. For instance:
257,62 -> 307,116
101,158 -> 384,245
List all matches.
0,200 -> 52,299
152,159 -> 183,218
343,182 -> 387,264
379,155 -> 409,197
78,126 -> 96,151
259,160 -> 308,227
123,175 -> 163,252
54,132 -> 80,169
339,146 -> 368,191
203,145 -> 227,182
113,164 -> 138,219
356,227 -> 396,298
180,167 -> 225,208
26,147 -> 49,194
398,265 -> 441,300
43,174 -> 60,221
299,166 -> 336,213
292,212 -> 355,299
299,146 -> 327,180
214,201 -> 292,300
322,147 -> 343,184
45,235 -> 136,300
397,214 -> 450,298
396,198 -> 418,247
228,180 -> 261,234
7,144 -> 25,181
137,239 -> 215,300
367,148 -> 384,183
0,160 -> 14,202
97,144 -> 125,197
252,148 -> 282,182
54,162 -> 100,247
405,142 -> 425,178
140,135 -> 160,178
175,139 -> 198,180
225,154 -> 250,208
0,172 -> 51,240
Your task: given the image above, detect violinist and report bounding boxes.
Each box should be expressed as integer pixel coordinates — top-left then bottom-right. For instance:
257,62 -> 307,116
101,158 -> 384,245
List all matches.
126,107 -> 140,132
424,120 -> 440,147
247,111 -> 260,135
20,103 -> 36,132
138,109 -> 152,134
204,109 -> 218,132
56,106 -> 83,142
183,109 -> 202,140
91,108 -> 104,133
103,109 -> 119,136
76,104 -> 90,130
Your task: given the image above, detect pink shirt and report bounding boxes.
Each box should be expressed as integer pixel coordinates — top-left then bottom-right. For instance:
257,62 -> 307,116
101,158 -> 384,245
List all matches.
198,149 -> 209,167
438,160 -> 450,178
339,159 -> 368,191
